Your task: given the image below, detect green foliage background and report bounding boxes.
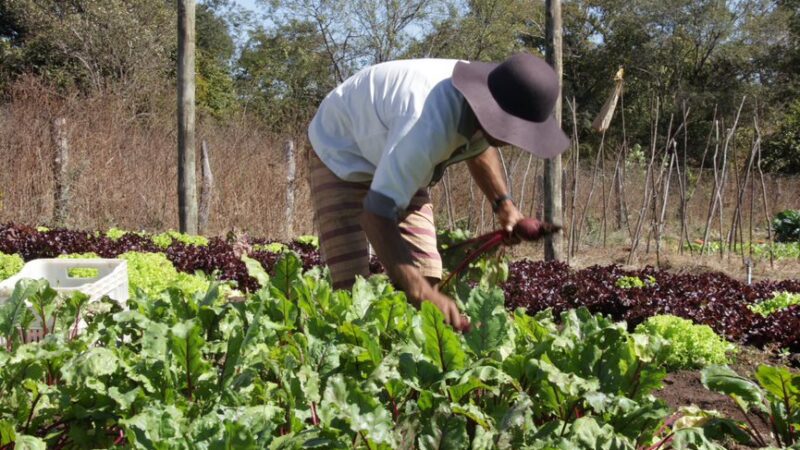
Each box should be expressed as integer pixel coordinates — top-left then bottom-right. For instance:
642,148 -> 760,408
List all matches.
0,0 -> 798,164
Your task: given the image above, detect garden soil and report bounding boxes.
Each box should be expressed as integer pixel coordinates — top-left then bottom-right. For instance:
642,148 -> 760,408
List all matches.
654,346 -> 791,449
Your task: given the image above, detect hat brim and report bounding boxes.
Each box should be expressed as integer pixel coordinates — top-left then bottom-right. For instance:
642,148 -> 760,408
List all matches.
452,60 -> 571,159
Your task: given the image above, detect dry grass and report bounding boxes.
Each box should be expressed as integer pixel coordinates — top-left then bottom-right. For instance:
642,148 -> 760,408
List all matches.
1,78 -> 797,281
0,77 -> 314,239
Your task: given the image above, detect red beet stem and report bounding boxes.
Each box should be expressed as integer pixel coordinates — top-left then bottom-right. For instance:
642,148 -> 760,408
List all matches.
441,231 -> 505,287
439,218 -> 560,288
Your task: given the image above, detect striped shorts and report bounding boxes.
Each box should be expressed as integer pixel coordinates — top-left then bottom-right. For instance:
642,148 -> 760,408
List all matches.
309,151 -> 442,290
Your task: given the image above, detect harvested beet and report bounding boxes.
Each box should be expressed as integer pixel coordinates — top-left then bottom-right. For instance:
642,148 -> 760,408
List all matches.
513,218 -> 561,241
441,218 -> 560,287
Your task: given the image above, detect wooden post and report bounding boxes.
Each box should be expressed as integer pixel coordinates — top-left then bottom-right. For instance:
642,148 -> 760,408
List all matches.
52,117 -> 70,226
198,140 -> 213,234
627,96 -> 659,265
178,0 -> 198,234
285,139 -> 296,239
755,120 -> 775,267
567,98 -> 579,260
518,154 -> 533,218
544,0 -> 564,261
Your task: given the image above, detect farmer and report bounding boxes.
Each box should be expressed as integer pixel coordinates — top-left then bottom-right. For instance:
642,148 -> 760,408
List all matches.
307,52 -> 570,331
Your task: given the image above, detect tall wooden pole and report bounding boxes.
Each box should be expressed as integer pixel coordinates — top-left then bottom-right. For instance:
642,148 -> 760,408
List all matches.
544,0 -> 563,261
284,139 -> 296,239
52,117 -> 70,227
178,0 -> 198,234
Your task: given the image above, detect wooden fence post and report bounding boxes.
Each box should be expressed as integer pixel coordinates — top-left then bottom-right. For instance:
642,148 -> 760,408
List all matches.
544,0 -> 564,261
52,117 -> 70,226
198,140 -> 214,234
177,0 -> 198,234
285,139 -> 296,239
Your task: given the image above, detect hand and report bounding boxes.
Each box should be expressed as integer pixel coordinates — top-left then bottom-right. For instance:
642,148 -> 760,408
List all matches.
427,290 -> 471,333
496,201 -> 524,245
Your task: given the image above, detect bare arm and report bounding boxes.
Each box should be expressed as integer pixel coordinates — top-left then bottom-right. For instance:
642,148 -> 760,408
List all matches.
466,147 -> 509,202
359,210 -> 469,331
466,147 -> 524,232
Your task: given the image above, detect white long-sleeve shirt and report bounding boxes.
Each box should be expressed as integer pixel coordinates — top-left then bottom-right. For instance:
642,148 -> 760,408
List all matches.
308,59 -> 489,220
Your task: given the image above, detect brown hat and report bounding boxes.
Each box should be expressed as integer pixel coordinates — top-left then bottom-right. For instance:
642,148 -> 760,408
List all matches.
452,53 -> 570,159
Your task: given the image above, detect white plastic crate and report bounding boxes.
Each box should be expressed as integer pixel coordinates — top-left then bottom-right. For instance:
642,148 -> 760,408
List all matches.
0,259 -> 129,343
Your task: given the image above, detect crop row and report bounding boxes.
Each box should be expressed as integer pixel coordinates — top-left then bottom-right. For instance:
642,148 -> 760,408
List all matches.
503,260 -> 800,353
2,223 -> 799,353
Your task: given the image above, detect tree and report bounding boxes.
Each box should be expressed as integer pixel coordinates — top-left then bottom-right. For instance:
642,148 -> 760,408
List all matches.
195,1 -> 238,117
410,0 -> 545,60
0,0 -> 175,93
273,0 -> 449,82
560,0 -> 780,162
237,20 -> 336,131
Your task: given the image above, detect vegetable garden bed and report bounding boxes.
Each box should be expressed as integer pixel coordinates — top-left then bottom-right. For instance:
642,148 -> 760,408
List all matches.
2,223 -> 800,448
2,223 -> 799,355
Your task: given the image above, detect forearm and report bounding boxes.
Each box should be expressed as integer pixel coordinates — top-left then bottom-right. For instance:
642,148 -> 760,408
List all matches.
466,147 -> 510,202
359,210 -> 431,304
467,147 -> 525,233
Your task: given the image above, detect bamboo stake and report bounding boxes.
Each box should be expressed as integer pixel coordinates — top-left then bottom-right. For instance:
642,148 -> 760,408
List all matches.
567,98 -> 580,259
689,105 -> 718,201
656,143 -> 676,264
518,154 -> 533,215
444,170 -> 455,229
755,118 -> 774,268
701,98 -> 745,256
673,139 -> 693,256
619,85 -> 631,238
468,178 -> 475,232
718,99 -> 746,257
701,120 -> 722,255
611,148 -> 623,230
679,103 -> 691,255
627,96 -> 659,264
646,113 -> 675,256
727,114 -> 758,258
600,133 -> 608,247
728,120 -> 758,262
576,130 -> 605,249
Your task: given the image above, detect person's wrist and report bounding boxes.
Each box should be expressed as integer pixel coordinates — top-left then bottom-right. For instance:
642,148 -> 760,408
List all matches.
492,194 -> 513,213
406,276 -> 433,304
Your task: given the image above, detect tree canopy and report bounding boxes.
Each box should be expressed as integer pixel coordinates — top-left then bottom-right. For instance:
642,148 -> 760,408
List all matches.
0,0 -> 797,169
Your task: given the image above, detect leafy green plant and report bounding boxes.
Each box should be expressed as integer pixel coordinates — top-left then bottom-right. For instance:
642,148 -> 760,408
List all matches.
685,241 -> 800,260
294,235 -> 319,248
253,242 -> 288,253
0,252 -> 735,449
152,230 -> 209,248
105,227 -> 129,241
615,275 -> 656,289
701,364 -> 800,447
773,209 -> 800,243
635,315 -> 735,370
749,291 -> 800,317
0,253 -> 23,282
437,228 -> 509,290
118,252 -> 210,297
57,252 -> 100,278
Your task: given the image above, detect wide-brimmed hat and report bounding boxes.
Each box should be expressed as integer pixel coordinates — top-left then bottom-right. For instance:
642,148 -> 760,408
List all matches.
452,53 -> 570,159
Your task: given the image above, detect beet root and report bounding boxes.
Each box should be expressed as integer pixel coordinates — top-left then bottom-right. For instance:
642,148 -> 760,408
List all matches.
513,218 -> 561,241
